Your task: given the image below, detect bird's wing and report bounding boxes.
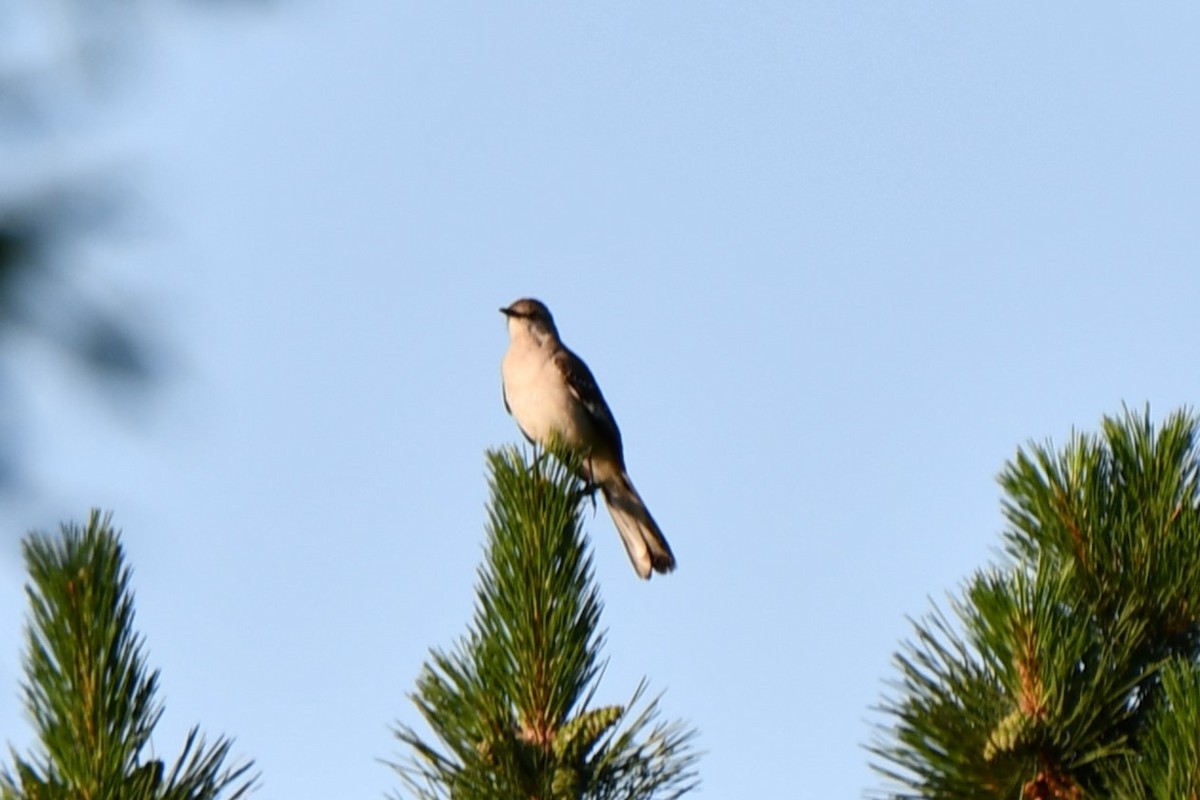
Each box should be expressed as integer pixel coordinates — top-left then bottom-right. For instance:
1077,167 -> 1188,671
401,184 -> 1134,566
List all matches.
554,346 -> 624,458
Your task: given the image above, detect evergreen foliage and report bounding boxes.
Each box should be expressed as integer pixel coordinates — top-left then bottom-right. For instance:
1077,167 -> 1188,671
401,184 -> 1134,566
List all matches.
1,510 -> 256,800
392,446 -> 698,800
872,408 -> 1200,799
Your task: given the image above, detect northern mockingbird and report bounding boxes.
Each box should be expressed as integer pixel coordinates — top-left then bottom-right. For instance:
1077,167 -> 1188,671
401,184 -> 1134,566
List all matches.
500,298 -> 676,579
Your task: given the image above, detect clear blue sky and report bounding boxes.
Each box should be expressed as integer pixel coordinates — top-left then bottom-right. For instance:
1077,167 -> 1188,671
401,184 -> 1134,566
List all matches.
3,3 -> 1199,798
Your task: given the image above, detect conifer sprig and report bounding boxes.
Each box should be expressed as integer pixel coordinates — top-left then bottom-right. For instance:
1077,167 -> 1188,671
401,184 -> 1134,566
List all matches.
392,445 -> 698,800
872,408 -> 1200,799
1,510 -> 255,800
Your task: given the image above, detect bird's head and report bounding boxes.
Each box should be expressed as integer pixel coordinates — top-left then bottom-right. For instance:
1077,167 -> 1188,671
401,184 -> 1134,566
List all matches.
500,298 -> 559,342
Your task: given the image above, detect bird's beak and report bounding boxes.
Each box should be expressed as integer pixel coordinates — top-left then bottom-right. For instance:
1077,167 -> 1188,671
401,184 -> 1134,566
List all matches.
499,306 -> 514,317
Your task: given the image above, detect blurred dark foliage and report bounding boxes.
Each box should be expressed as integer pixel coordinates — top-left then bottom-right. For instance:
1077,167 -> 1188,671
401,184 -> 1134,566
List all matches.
0,184 -> 155,495
0,0 -> 270,498
0,185 -> 152,380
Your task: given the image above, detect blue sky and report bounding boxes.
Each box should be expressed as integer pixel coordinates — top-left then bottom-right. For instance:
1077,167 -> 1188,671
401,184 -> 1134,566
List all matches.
2,3 -> 1199,798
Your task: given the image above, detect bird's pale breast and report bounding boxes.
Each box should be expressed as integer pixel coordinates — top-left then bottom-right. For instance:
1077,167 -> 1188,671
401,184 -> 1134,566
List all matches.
502,346 -> 594,449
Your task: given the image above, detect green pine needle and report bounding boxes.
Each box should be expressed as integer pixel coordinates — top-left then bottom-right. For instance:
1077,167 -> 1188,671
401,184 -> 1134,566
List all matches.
871,407 -> 1200,799
391,446 -> 699,800
1,510 -> 256,800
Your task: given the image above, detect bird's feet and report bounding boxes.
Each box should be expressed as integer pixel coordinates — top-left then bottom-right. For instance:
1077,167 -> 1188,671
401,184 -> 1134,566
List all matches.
530,443 -> 552,475
571,481 -> 601,512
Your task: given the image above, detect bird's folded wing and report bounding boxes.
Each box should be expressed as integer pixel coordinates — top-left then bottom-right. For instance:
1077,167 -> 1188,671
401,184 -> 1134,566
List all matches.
554,347 -> 624,456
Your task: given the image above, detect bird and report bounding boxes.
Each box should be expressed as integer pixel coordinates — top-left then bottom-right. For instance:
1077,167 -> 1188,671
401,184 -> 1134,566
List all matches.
499,298 -> 676,579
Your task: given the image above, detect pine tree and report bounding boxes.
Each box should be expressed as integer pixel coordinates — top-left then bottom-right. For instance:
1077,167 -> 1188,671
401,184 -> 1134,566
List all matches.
871,407 -> 1200,799
1,510 -> 256,800
391,446 -> 699,800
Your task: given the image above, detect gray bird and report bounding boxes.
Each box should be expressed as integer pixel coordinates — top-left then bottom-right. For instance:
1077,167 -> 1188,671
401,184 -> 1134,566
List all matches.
500,298 -> 676,579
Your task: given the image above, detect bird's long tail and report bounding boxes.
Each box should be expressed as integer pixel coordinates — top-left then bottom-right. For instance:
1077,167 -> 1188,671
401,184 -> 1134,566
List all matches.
601,472 -> 676,579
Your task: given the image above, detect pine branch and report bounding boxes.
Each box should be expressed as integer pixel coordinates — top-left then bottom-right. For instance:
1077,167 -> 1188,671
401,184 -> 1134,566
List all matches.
0,510 -> 257,800
872,407 -> 1200,799
1105,658 -> 1200,799
391,445 -> 699,800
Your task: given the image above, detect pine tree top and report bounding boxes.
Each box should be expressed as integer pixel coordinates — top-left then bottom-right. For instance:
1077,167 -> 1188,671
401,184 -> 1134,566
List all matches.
872,407 -> 1200,799
2,510 -> 256,800
392,446 -> 699,800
